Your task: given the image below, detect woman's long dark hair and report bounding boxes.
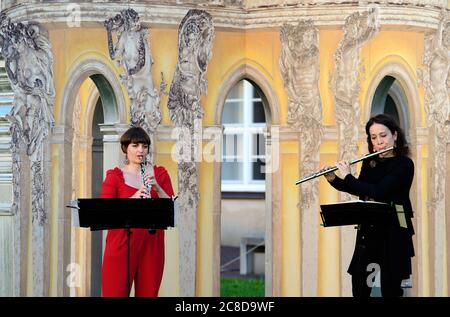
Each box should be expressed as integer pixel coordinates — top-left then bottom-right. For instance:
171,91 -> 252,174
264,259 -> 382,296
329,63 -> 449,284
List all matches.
120,126 -> 150,153
365,114 -> 410,157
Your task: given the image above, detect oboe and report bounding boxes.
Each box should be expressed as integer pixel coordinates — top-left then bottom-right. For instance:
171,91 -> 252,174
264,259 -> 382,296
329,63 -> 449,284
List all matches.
295,146 -> 394,185
141,162 -> 156,234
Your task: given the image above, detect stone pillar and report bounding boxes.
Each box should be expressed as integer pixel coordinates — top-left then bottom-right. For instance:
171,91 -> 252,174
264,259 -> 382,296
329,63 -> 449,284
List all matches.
53,125 -> 73,296
331,9 -> 380,296
167,9 -> 214,297
100,123 -> 128,173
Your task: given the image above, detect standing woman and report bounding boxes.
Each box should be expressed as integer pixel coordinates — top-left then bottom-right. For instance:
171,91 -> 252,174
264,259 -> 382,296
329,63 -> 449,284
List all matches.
100,126 -> 174,297
321,114 -> 415,297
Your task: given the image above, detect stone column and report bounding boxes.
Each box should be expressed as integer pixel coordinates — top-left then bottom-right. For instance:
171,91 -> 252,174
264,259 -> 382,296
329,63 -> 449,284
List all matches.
280,21 -> 323,296
0,18 -> 56,296
168,9 -> 214,296
100,123 -> 128,173
417,9 -> 450,296
53,125 -> 73,296
331,9 -> 379,296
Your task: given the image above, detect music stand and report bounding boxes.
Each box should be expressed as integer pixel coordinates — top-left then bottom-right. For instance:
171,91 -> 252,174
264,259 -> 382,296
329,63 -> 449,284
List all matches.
69,197 -> 177,295
320,200 -> 397,227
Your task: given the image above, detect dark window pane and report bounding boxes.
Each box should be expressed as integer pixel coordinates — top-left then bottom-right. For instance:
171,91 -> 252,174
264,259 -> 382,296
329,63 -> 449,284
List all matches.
253,101 -> 265,123
252,84 -> 262,98
252,133 -> 266,156
384,94 -> 400,126
252,159 -> 266,180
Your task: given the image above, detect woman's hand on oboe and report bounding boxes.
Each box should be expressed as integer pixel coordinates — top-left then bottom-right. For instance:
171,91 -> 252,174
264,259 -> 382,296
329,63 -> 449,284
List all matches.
131,185 -> 150,199
145,174 -> 170,198
320,166 -> 336,182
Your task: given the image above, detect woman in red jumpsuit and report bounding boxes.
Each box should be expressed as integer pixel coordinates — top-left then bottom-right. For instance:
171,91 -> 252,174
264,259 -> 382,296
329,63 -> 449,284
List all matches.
100,127 -> 174,297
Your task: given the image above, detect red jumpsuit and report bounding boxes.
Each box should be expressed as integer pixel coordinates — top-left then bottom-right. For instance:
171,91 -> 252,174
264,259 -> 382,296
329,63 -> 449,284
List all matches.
100,166 -> 174,297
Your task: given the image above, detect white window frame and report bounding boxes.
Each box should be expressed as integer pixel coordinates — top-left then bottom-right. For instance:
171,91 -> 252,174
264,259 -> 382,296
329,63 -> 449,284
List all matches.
222,80 -> 266,192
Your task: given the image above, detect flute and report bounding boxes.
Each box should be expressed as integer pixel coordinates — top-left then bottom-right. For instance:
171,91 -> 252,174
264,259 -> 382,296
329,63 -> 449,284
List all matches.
295,146 -> 394,185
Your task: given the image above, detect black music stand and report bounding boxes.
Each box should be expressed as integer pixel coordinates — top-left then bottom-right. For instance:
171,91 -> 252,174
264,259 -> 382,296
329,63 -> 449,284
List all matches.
69,198 -> 176,295
320,200 -> 398,227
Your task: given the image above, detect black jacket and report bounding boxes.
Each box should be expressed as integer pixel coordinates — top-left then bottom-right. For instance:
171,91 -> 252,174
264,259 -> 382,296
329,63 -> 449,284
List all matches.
329,155 -> 415,278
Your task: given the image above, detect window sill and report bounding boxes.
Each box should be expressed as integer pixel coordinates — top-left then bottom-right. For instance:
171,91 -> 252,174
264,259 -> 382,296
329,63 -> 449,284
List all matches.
221,191 -> 265,200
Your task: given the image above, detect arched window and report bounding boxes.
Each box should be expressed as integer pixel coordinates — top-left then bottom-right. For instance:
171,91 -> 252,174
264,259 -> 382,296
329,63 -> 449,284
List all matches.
371,75 -> 409,132
221,79 -> 266,192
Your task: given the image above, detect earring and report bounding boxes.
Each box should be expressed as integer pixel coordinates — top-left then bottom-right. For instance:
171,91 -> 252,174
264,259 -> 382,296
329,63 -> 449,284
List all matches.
124,155 -> 129,165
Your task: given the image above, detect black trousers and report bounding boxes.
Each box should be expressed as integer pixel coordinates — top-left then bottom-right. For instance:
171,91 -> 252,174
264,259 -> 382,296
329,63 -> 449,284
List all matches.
351,269 -> 403,297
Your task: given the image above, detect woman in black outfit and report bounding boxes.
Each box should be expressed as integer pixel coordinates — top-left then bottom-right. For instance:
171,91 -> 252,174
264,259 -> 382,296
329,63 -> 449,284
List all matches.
321,114 -> 415,297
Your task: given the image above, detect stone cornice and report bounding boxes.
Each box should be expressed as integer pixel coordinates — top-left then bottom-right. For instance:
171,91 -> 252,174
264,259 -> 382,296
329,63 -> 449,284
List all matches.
1,2 -> 446,30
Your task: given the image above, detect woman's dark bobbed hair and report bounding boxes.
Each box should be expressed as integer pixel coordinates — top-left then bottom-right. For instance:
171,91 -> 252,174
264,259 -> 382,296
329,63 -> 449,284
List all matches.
120,126 -> 150,154
365,114 -> 410,157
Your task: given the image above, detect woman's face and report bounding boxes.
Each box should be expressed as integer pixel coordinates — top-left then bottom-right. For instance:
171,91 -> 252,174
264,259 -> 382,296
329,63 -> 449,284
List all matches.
126,142 -> 148,165
369,123 -> 397,157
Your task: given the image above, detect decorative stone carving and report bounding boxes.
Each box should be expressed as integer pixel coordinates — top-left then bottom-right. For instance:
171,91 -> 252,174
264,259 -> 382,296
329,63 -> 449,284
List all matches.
168,9 -> 214,297
418,9 -> 450,127
243,0 -> 447,8
168,8 -> 214,205
105,8 -> 161,164
280,20 -> 323,207
331,8 -> 379,160
0,14 -> 55,224
418,8 -> 450,206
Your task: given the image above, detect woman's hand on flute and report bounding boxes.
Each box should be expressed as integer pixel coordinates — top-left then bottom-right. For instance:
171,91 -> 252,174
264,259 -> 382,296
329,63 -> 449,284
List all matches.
320,166 -> 336,182
336,160 -> 351,178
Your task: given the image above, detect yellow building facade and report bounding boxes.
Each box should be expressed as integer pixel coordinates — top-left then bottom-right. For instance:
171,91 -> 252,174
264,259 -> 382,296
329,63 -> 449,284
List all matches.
0,0 -> 449,297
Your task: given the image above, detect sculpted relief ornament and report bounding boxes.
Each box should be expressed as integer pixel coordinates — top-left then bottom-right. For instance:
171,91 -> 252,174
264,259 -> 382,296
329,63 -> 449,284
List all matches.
280,20 -> 323,208
418,9 -> 450,129
0,14 -> 55,225
168,9 -> 214,208
168,9 -> 214,296
105,8 -> 161,164
418,9 -> 450,205
331,8 -> 379,160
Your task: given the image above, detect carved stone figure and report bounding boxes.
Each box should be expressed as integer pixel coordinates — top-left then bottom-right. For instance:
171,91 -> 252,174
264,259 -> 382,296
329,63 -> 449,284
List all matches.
331,8 -> 379,160
419,9 -> 450,126
105,8 -> 161,163
168,8 -> 214,201
167,9 -> 214,297
418,9 -> 450,202
1,18 -> 55,158
168,9 -> 213,131
280,21 -> 323,208
280,21 -> 322,129
0,16 -> 55,224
